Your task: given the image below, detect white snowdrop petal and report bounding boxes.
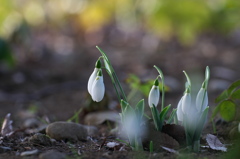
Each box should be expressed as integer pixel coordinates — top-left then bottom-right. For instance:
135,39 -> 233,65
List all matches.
196,88 -> 208,112
177,97 -> 184,121
182,93 -> 191,114
148,86 -> 160,107
91,76 -> 105,102
87,68 -> 100,95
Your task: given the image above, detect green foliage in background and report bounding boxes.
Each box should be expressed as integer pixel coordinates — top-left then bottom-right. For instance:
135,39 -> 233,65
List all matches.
0,0 -> 239,43
0,38 -> 15,67
126,74 -> 169,97
146,0 -> 211,44
212,80 -> 240,121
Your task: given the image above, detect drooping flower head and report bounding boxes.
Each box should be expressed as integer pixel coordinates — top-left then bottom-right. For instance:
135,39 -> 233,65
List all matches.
87,59 -> 101,95
148,78 -> 160,107
91,70 -> 105,102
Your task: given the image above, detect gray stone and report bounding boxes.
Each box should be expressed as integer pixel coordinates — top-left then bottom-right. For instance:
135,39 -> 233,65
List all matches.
39,150 -> 66,159
46,122 -> 89,141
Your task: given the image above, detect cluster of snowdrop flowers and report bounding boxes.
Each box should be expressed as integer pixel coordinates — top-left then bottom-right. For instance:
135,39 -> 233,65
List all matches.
87,60 -> 105,102
176,66 -> 210,152
177,67 -> 209,123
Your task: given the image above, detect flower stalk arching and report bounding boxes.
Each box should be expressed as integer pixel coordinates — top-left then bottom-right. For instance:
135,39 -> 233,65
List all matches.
94,46 -> 144,151
96,46 -> 127,103
153,65 -> 165,110
148,66 -> 176,131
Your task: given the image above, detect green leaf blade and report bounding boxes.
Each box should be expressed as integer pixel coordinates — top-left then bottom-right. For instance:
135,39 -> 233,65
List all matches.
121,99 -> 129,113
159,104 -> 171,121
136,99 -> 145,119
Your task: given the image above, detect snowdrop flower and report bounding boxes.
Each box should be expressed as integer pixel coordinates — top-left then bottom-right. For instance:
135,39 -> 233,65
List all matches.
91,70 -> 105,102
196,83 -> 208,112
148,79 -> 160,107
87,60 -> 101,95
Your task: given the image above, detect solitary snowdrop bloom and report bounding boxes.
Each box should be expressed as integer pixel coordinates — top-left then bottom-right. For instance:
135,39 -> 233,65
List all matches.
91,70 -> 105,102
196,86 -> 208,112
148,79 -> 160,107
87,60 -> 101,95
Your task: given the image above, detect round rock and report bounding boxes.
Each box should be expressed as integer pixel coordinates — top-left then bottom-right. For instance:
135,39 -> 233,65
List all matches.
46,122 -> 88,141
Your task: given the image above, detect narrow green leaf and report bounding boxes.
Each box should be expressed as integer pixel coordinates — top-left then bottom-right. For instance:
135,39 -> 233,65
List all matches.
121,99 -> 129,113
96,46 -> 113,75
150,141 -> 153,153
116,139 -> 130,146
215,90 -> 229,103
136,99 -> 145,119
159,104 -> 171,121
151,106 -> 160,131
194,107 -> 209,141
153,65 -> 164,79
119,113 -> 123,123
219,100 -> 236,121
124,104 -> 135,116
167,108 -> 177,124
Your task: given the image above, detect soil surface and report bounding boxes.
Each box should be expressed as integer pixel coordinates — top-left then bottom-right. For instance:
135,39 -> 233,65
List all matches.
0,25 -> 240,159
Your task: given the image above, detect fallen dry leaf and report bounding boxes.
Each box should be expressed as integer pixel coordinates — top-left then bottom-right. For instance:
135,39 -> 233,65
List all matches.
161,146 -> 179,154
206,134 -> 227,152
1,113 -> 13,137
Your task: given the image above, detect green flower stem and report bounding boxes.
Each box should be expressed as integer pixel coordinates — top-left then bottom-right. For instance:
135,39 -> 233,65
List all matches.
113,72 -> 127,101
104,69 -> 121,102
193,140 -> 200,152
96,46 -> 128,103
153,65 -> 165,111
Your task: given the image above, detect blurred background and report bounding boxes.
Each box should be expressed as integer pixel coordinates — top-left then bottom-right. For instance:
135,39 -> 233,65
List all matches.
0,0 -> 240,124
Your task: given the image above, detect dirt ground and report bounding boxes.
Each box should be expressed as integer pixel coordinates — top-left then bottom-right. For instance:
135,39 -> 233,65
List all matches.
0,25 -> 240,158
